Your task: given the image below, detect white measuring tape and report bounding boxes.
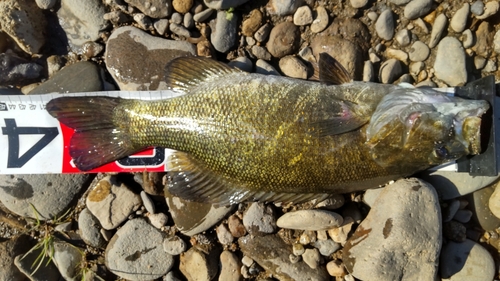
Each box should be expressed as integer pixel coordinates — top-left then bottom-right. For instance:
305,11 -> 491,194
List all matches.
0,88 -> 458,174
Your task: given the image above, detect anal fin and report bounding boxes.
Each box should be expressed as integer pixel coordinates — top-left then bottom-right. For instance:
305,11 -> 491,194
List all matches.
165,152 -> 333,206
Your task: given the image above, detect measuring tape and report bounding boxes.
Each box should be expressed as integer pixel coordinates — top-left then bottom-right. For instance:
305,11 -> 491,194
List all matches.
0,87 -> 481,175
0,91 -> 186,174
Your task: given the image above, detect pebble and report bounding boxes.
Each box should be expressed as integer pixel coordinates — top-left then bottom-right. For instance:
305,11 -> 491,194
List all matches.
255,59 -> 281,76
251,45 -> 272,61
227,214 -> 247,237
53,240 -> 83,281
277,210 -> 343,231
105,26 -> 196,91
179,247 -> 218,281
363,60 -> 374,82
140,190 -> 156,214
35,0 -> 56,9
404,0 -> 433,20
183,13 -> 194,29
14,244 -> 61,280
375,9 -> 395,40
489,184 -> 500,219
0,52 -> 43,86
106,218 -> 173,280
350,0 -> 368,8
203,0 -> 250,10
78,208 -> 106,248
0,0 -> 46,55
443,220 -> 467,242
242,202 -> 277,235
125,0 -> 171,18
171,12 -> 183,24
493,30 -> 500,54
0,174 -> 91,219
472,21 -> 494,57
476,0 -> 499,19
242,9 -> 263,37
173,0 -> 192,13
395,28 -> 411,46
386,48 -> 409,63
163,235 -> 187,255
148,212 -> 169,228
278,55 -> 308,79
170,23 -> 191,37
408,41 -> 430,62
440,239 -> 495,280
434,36 -> 467,86
428,13 -> 448,48
453,209 -> 473,223
483,59 -> 497,72
379,58 -> 403,84
193,8 -> 214,22
239,235 -> 330,280
211,10 -> 239,53
291,6 -> 312,27
165,192 -> 234,236
228,56 -> 253,72
367,11 -> 378,21
0,235 -> 32,281
442,200 -> 461,223
389,0 -> 411,5
313,239 -> 341,256
254,23 -> 272,42
164,271 -> 182,281
326,260 -> 345,277
311,6 -> 329,33
314,195 -> 345,210
269,0 -> 303,16
57,0 -> 107,49
219,251 -> 242,281
450,3 -> 469,33
469,185 -> 500,231
292,243 -> 305,256
328,217 -> 355,245
266,22 -> 300,58
343,178 -> 441,281
303,248 -> 321,269
471,0 -> 485,15
133,13 -> 153,30
462,29 -> 474,48
216,223 -> 234,245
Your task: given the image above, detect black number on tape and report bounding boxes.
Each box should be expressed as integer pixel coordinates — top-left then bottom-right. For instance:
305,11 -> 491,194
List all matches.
117,147 -> 165,166
2,119 -> 59,168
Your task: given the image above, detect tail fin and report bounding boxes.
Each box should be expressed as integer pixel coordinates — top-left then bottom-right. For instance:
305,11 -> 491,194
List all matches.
46,97 -> 138,171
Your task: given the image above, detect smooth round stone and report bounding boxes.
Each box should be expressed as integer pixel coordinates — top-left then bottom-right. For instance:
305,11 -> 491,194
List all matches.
404,0 -> 433,20
476,0 -> 499,20
106,219 -> 173,280
277,210 -> 343,231
440,239 -> 495,280
442,200 -> 461,223
489,183 -> 500,219
395,28 -> 411,46
254,23 -> 272,42
469,185 -> 500,231
219,251 -> 242,281
163,235 -> 187,255
149,212 -> 168,228
293,5 -> 313,26
363,60 -> 374,82
171,12 -> 183,24
53,241 -> 83,281
251,45 -> 272,61
408,41 -> 430,62
266,22 -> 300,58
255,59 -> 280,76
193,8 -> 214,22
228,56 -> 253,72
471,0 -> 485,15
173,0 -> 192,13
35,0 -> 56,9
278,55 -> 308,79
313,239 -> 341,256
453,209 -> 473,223
428,13 -> 448,48
350,0 -> 368,8
379,58 -> 403,84
211,10 -> 238,53
183,12 -> 194,29
241,9 -> 262,37
78,208 -> 106,248
389,0 -> 411,5
443,220 -> 467,242
375,9 -> 395,40
228,214 -> 247,238
386,48 -> 408,63
311,6 -> 329,33
268,0 -> 303,16
433,37 -> 467,86
303,248 -> 320,269
326,260 -> 346,277
462,29 -> 474,48
450,3 -> 469,33
140,191 -> 155,214
216,223 -> 234,245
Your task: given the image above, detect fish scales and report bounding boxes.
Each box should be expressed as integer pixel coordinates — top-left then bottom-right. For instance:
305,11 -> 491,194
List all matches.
113,73 -> 397,194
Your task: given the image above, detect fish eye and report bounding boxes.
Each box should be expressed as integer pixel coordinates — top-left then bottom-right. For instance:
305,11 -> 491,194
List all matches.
433,146 -> 448,159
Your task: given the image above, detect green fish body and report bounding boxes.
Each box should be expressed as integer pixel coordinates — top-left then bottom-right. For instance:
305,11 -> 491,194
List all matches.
47,56 -> 489,205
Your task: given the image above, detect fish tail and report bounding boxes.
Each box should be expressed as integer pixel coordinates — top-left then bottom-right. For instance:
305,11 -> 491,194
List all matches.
46,96 -> 138,171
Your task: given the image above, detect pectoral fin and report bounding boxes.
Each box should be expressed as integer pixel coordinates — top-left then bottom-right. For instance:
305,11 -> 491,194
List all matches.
318,53 -> 352,85
309,99 -> 369,137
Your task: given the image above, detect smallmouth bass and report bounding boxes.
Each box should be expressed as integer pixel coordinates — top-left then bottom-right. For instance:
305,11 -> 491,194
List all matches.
46,55 -> 490,205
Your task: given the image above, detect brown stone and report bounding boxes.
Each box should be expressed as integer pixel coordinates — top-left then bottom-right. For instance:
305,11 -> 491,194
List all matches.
242,9 -> 263,37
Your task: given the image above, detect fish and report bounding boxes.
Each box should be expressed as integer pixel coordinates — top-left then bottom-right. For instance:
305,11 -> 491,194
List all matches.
46,54 -> 490,205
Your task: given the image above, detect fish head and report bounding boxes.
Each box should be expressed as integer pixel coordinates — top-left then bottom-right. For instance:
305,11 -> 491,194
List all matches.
365,87 -> 490,171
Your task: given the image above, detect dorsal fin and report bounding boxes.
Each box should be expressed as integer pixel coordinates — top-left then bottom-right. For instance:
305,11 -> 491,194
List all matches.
318,53 -> 352,85
165,151 -> 332,206
165,56 -> 243,95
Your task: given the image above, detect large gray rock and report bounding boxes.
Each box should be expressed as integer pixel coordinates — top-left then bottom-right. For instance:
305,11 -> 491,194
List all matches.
78,208 -> 106,248
0,0 -> 46,54
105,218 -> 174,280
105,26 -> 196,91
0,174 -> 92,220
343,178 -> 441,281
211,10 -> 239,53
53,241 -> 83,281
440,239 -> 495,280
434,37 -> 467,86
239,235 -> 330,281
57,0 -> 107,50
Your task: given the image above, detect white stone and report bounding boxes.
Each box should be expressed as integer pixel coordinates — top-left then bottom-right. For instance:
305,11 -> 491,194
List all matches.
277,210 -> 343,231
